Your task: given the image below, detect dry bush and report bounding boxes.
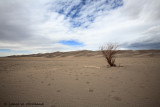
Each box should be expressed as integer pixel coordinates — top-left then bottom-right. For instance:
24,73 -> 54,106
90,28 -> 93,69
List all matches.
101,43 -> 119,67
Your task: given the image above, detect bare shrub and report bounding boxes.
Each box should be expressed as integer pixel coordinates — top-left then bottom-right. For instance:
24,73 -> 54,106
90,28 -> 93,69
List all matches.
101,43 -> 119,67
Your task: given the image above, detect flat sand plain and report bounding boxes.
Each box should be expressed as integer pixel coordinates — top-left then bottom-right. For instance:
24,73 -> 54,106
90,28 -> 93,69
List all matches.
0,50 -> 160,107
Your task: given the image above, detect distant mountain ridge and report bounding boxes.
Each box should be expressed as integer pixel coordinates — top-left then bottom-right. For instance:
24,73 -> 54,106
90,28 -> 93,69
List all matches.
7,50 -> 160,58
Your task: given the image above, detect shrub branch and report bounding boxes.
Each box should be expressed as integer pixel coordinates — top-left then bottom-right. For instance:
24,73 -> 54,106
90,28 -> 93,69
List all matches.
101,43 -> 119,67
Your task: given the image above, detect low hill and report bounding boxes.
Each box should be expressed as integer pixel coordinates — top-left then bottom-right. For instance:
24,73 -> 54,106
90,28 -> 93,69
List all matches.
7,50 -> 160,58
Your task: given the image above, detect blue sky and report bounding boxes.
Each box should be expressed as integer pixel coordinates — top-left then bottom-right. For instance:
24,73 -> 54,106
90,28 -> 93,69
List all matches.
0,49 -> 31,57
0,49 -> 11,52
54,0 -> 123,28
59,40 -> 84,46
0,0 -> 160,56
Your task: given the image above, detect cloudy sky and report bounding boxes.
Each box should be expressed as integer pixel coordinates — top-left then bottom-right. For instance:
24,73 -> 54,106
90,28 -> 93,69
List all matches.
0,0 -> 160,56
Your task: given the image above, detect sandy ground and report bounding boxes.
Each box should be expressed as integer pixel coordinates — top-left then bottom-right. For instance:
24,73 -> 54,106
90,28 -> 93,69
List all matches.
0,52 -> 160,107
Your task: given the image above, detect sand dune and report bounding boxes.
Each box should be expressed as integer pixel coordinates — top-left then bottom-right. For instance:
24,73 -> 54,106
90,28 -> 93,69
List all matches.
0,50 -> 160,107
7,50 -> 160,58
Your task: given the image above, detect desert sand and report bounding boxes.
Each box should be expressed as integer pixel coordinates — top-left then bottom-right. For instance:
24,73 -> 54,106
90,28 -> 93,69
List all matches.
0,50 -> 160,107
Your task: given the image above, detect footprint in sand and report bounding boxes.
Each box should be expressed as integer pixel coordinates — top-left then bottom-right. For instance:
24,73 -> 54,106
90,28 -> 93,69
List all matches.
41,81 -> 44,84
111,90 -> 115,93
48,83 -> 51,86
113,96 -> 122,101
75,78 -> 79,80
146,79 -> 150,82
140,85 -> 145,88
56,90 -> 61,92
69,72 -> 72,75
45,75 -> 49,79
109,77 -> 112,79
145,97 -> 150,100
89,89 -> 94,92
86,81 -> 90,84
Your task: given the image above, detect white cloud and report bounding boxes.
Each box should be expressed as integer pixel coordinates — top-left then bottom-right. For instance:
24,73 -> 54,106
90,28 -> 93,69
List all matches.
0,0 -> 160,56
